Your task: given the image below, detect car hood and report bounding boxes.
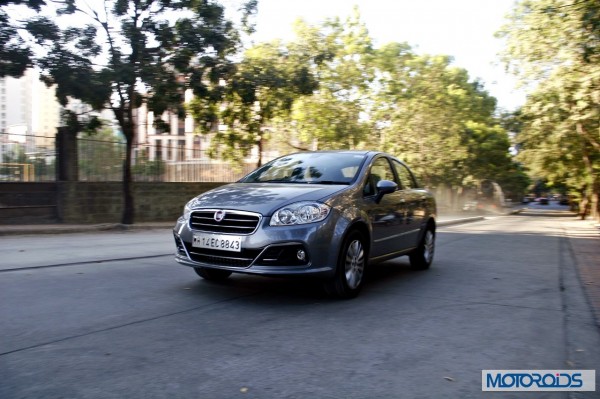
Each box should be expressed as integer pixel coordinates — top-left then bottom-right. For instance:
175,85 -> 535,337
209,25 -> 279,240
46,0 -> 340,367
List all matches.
188,183 -> 348,215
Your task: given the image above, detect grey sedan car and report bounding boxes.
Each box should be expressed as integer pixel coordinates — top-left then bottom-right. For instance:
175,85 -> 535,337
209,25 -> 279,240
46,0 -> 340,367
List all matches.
173,151 -> 436,298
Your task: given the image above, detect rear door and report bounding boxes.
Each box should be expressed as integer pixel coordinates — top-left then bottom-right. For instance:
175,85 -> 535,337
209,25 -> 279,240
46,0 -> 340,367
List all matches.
391,159 -> 426,248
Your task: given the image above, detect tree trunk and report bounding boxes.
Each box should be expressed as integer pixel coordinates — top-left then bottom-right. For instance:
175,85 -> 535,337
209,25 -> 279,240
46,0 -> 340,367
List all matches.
55,127 -> 79,182
581,145 -> 599,222
121,134 -> 134,224
592,176 -> 600,223
257,137 -> 264,168
113,106 -> 135,225
579,195 -> 590,220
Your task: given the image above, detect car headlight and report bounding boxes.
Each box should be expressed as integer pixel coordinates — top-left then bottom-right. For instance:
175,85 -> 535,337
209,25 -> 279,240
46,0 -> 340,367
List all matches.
182,200 -> 194,220
270,202 -> 331,226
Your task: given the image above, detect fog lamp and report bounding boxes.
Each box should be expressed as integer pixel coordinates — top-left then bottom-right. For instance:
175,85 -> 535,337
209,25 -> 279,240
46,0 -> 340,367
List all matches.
297,250 -> 306,261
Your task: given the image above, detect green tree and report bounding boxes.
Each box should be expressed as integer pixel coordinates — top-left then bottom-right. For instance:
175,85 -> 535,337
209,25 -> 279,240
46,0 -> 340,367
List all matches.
498,0 -> 600,220
190,39 -> 317,166
131,150 -> 165,182
373,49 -> 504,185
370,43 -> 527,208
463,121 -> 529,199
0,0 -> 45,77
0,144 -> 27,180
289,9 -> 374,150
12,0 -> 254,223
78,126 -> 124,181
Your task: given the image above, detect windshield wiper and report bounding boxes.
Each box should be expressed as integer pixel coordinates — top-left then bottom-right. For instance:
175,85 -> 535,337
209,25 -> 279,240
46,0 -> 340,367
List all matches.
252,179 -> 349,184
309,181 -> 350,185
258,179 -> 304,183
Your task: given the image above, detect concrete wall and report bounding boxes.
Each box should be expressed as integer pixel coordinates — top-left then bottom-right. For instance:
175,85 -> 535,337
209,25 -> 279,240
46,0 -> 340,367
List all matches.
0,182 -> 224,224
0,182 -> 58,224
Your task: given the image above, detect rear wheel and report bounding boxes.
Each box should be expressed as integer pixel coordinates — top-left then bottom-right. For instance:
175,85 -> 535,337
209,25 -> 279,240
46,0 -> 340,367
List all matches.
194,267 -> 232,281
324,230 -> 366,299
409,225 -> 435,270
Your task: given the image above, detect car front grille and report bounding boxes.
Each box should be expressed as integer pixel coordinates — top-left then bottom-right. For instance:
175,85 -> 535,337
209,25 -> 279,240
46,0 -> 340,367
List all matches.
189,210 -> 261,234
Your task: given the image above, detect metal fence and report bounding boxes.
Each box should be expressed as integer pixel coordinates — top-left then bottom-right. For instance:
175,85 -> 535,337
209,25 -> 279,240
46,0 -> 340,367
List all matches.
0,133 -> 56,182
0,132 -> 257,182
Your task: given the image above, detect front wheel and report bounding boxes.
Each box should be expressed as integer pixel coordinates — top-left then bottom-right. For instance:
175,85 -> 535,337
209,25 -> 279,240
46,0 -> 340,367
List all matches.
324,230 -> 367,299
409,225 -> 435,270
194,267 -> 232,281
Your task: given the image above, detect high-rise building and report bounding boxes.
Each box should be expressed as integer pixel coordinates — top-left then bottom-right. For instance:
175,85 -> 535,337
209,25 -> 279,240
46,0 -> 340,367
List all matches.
0,69 -> 60,149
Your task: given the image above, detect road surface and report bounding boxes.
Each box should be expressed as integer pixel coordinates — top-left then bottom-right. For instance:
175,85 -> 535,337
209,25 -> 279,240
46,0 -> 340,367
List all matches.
0,211 -> 598,398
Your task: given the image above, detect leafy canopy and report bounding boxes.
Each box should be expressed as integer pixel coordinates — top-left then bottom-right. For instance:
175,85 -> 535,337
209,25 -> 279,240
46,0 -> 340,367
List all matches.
498,0 -> 599,217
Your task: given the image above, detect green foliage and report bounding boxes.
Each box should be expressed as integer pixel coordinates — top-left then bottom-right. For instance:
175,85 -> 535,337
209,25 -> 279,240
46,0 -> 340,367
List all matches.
3,2 -> 532,210
6,0 -> 256,223
9,0 -> 256,134
0,144 -> 27,164
195,36 -> 320,164
0,144 -> 35,181
78,127 -> 124,181
0,143 -> 55,182
373,50 -> 511,189
0,0 -> 46,77
61,110 -> 103,137
291,90 -> 367,150
187,7 -> 524,195
132,148 -> 165,181
499,0 -> 600,218
289,10 -> 374,151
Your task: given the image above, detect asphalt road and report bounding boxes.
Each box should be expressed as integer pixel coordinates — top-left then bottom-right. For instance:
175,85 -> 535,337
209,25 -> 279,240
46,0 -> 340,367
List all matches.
1,212 -> 598,398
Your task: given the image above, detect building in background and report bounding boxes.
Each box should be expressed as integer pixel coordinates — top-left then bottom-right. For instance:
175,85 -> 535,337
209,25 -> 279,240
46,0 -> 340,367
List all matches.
1,69 -> 59,180
134,89 -> 211,163
0,69 -> 60,149
1,69 -> 274,182
0,69 -> 266,164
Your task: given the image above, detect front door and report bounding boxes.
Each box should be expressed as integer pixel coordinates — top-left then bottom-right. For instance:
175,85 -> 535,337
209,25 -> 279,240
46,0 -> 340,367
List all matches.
364,157 -> 411,258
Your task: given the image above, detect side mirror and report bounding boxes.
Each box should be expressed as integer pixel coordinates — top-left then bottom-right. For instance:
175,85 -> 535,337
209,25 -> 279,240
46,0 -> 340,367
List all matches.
375,180 -> 398,203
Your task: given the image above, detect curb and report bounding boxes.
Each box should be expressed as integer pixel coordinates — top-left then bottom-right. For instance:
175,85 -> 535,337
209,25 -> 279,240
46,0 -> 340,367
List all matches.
438,216 -> 485,227
0,222 -> 174,236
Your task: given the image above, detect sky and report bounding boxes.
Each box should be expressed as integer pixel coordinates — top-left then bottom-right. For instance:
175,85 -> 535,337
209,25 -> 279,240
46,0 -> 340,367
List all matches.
247,0 -> 524,111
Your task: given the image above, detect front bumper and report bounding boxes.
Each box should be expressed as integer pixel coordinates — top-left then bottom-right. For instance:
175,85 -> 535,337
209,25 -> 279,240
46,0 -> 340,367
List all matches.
173,215 -> 341,278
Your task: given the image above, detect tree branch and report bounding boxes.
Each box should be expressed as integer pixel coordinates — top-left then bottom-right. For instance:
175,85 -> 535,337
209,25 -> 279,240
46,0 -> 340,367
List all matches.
286,141 -> 310,151
576,122 -> 600,150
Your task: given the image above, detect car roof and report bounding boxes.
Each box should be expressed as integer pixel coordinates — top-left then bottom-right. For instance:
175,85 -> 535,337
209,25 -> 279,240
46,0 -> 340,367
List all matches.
286,150 -> 381,156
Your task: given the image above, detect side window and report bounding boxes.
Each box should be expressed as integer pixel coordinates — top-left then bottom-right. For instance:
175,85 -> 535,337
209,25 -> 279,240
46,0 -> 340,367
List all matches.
393,160 -> 417,190
363,157 -> 395,196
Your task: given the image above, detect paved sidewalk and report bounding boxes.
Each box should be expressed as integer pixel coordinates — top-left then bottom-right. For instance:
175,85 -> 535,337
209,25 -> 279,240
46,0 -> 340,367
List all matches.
560,217 -> 600,328
0,221 -> 175,236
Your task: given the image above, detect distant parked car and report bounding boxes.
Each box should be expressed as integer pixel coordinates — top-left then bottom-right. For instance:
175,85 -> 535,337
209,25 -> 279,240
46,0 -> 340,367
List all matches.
173,151 -> 437,298
462,201 -> 479,212
539,197 -> 549,205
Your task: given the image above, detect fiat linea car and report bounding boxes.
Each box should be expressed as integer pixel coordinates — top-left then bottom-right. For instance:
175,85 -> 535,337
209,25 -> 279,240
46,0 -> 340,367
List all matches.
173,151 -> 436,298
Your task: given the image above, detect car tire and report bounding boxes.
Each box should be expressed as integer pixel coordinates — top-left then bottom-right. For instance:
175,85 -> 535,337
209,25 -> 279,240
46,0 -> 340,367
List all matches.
194,267 -> 232,281
409,225 -> 435,270
324,230 -> 366,299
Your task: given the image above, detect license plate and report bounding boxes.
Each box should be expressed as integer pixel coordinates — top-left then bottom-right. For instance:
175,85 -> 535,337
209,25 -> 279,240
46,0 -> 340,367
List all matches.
192,233 -> 242,252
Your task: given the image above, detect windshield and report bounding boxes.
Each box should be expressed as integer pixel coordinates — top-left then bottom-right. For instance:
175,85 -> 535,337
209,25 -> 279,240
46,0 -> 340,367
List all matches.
240,152 -> 367,184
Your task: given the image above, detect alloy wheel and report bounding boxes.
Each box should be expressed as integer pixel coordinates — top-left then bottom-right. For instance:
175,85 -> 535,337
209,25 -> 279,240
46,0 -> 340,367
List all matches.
344,239 -> 365,290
